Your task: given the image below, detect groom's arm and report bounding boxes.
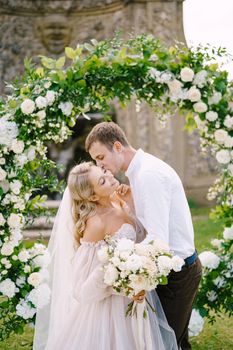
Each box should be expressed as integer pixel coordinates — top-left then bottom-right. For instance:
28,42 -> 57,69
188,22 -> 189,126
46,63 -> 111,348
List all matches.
139,170 -> 172,245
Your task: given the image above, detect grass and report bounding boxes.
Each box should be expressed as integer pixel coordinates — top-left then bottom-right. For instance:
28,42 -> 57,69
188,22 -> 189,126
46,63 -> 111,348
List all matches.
1,207 -> 232,349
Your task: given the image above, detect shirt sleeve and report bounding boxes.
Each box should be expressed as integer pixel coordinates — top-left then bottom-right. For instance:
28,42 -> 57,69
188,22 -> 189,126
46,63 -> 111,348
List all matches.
139,170 -> 172,245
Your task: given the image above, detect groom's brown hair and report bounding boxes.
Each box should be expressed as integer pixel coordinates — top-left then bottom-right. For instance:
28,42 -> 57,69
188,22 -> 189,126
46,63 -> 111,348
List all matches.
85,122 -> 129,151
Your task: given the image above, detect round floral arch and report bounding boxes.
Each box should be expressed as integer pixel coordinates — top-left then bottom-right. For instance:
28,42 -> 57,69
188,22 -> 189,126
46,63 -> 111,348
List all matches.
0,35 -> 232,339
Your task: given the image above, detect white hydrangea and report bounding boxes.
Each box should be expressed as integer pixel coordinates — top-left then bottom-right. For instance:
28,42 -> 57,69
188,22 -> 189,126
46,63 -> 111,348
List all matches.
1,242 -> 14,256
193,70 -> 207,87
199,251 -> 220,269
152,239 -> 170,253
0,278 -> 17,298
26,146 -> 36,161
224,136 -> 233,148
224,115 -> 233,129
21,98 -> 35,115
0,213 -> 6,226
157,255 -> 173,275
208,91 -> 222,105
45,90 -> 56,105
188,309 -> 204,337
216,149 -> 231,164
186,86 -> 201,102
0,119 -> 19,147
125,254 -> 144,272
211,238 -> 224,250
104,265 -> 119,285
16,299 -> 36,320
32,250 -> 51,268
180,67 -> 194,82
116,238 -> 134,252
35,96 -> 47,109
18,249 -> 30,262
7,213 -> 23,229
11,139 -> 25,154
15,154 -> 28,167
27,272 -> 42,287
0,167 -> 7,181
193,102 -> 208,113
206,111 -> 218,121
10,180 -> 22,194
167,79 -> 183,100
223,225 -> 233,240
214,129 -> 228,144
27,283 -> 51,309
16,276 -> 26,287
58,101 -> 73,116
171,255 -> 184,272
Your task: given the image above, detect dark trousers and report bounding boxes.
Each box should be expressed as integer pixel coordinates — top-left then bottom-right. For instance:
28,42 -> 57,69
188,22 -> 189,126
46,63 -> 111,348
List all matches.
157,257 -> 202,350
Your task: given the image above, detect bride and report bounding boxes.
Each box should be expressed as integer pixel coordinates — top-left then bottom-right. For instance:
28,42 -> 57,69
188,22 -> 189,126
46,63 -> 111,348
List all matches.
33,162 -> 177,350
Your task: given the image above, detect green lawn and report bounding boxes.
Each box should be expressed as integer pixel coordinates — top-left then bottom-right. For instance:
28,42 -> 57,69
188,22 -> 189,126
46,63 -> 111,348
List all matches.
1,207 -> 232,349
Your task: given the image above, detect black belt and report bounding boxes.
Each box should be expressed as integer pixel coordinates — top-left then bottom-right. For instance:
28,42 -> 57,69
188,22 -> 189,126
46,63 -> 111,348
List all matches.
184,251 -> 198,266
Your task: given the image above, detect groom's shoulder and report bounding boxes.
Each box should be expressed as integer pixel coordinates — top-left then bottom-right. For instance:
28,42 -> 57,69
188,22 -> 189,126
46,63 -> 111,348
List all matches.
140,151 -> 176,176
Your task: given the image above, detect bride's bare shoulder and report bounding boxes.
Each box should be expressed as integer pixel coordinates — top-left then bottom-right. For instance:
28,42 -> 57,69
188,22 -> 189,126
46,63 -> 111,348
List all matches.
82,214 -> 106,243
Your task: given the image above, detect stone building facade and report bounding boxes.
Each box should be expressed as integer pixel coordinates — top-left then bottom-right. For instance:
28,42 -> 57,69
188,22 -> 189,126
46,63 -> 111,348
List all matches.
0,0 -> 217,204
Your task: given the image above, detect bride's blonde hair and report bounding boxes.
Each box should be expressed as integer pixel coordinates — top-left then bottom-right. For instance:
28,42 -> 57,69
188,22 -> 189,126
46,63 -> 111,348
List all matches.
68,162 -> 96,245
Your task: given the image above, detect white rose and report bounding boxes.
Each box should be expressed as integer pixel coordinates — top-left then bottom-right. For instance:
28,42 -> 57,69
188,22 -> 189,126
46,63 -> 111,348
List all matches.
152,239 -> 170,253
216,149 -> 231,164
211,238 -> 224,249
7,213 -> 23,228
214,129 -> 228,144
157,255 -> 173,275
44,81 -> 51,89
11,139 -> 25,154
224,136 -> 233,148
188,309 -> 204,337
228,164 -> 233,176
223,225 -> 233,240
171,255 -> 184,272
35,96 -> 47,109
10,180 -> 22,194
208,91 -> 222,105
125,254 -> 144,272
15,154 -> 28,167
180,67 -> 194,82
0,167 -> 7,181
134,244 -> 149,256
0,278 -> 17,298
0,158 -> 5,165
97,247 -> 109,264
224,115 -> 233,129
45,90 -> 56,105
104,265 -> 119,285
32,251 -> 51,268
1,242 -> 14,256
21,99 -> 35,115
18,249 -> 30,262
16,299 -> 36,319
36,110 -> 46,120
28,272 -> 42,287
28,283 -> 51,309
0,213 -> 6,226
0,180 -> 10,193
167,79 -> 183,99
129,274 -> 149,294
58,102 -> 73,116
186,86 -> 201,102
199,251 -> 220,269
116,238 -> 134,252
205,111 -> 218,121
193,70 -> 207,88
193,102 -> 208,113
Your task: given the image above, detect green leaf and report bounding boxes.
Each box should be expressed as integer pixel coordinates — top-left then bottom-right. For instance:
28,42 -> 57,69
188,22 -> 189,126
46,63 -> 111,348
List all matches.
55,56 -> 66,69
39,55 -> 55,69
65,47 -> 76,59
36,67 -> 44,77
184,110 -> 197,133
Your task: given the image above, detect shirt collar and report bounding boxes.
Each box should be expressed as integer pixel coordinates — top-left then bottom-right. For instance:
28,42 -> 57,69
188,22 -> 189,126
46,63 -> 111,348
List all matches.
125,148 -> 144,178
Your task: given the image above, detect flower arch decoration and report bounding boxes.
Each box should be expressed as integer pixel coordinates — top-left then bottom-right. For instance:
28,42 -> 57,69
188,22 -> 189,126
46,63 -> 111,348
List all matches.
0,35 -> 232,339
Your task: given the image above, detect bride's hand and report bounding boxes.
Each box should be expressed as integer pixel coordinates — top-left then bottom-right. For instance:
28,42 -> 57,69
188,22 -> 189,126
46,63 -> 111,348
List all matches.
132,290 -> 146,304
116,184 -> 131,197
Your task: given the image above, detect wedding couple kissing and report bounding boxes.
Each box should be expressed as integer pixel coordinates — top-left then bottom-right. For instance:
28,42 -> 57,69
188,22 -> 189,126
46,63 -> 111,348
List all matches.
33,122 -> 202,350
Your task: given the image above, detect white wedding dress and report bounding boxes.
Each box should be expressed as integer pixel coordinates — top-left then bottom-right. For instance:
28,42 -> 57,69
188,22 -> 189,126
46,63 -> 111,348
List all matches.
44,223 -> 177,350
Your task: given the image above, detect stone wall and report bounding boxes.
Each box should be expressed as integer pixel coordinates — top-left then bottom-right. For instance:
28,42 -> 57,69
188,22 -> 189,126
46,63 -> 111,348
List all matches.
0,0 -> 217,204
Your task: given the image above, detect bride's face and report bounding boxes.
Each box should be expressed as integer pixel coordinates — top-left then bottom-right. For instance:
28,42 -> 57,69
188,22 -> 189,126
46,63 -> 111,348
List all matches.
89,166 -> 119,198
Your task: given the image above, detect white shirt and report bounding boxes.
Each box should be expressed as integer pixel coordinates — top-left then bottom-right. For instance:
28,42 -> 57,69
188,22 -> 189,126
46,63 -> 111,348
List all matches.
125,149 -> 195,259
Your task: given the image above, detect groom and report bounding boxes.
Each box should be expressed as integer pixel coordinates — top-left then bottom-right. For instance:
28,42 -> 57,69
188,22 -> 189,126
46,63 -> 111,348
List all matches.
85,121 -> 202,350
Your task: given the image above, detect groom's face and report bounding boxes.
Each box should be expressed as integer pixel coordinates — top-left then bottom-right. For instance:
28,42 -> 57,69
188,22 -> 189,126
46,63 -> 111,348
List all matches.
89,141 -> 123,175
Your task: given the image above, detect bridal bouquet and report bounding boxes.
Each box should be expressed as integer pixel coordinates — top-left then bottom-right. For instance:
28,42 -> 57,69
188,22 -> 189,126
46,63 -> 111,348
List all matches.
97,237 -> 184,317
